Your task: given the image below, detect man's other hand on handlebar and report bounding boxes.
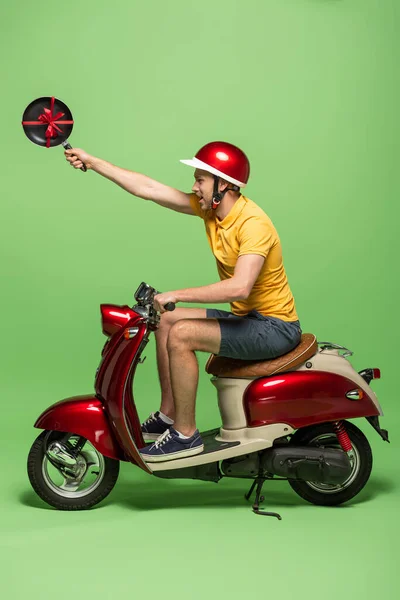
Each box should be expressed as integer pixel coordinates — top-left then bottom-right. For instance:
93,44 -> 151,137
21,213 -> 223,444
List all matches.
154,292 -> 178,313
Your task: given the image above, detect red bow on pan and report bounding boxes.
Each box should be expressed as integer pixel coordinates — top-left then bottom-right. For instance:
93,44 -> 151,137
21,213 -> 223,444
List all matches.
22,96 -> 74,147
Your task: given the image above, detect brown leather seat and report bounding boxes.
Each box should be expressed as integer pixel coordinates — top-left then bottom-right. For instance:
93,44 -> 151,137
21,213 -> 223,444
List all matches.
205,333 -> 318,378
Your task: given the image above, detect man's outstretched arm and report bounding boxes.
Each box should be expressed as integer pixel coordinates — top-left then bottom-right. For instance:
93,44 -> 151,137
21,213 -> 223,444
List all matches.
64,148 -> 195,215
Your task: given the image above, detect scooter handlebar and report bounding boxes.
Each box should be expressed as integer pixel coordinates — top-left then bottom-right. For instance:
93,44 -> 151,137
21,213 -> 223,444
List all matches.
164,302 -> 176,312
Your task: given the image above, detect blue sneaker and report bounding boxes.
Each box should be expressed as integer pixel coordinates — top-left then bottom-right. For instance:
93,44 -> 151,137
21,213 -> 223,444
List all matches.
139,427 -> 204,462
141,412 -> 171,441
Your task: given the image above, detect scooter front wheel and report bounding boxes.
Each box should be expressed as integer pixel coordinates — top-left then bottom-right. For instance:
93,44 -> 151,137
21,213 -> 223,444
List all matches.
27,430 -> 120,510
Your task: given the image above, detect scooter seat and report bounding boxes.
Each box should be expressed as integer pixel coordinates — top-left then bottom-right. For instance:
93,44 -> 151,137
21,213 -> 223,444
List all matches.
205,333 -> 318,378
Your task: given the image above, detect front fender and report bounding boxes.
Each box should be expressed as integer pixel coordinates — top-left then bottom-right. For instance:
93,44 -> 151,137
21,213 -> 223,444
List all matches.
34,395 -> 126,461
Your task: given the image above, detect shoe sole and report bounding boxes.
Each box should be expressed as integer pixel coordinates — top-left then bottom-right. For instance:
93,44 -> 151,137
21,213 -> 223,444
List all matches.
141,444 -> 204,463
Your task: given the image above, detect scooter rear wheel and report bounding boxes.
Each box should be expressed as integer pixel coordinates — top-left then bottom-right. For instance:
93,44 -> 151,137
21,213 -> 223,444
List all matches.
27,430 -> 120,510
288,421 -> 372,506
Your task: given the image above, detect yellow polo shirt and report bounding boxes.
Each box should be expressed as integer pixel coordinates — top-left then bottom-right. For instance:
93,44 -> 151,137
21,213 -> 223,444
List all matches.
189,194 -> 299,322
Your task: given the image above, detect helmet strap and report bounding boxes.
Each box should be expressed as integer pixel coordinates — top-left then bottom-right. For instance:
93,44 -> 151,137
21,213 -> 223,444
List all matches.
211,176 -> 240,210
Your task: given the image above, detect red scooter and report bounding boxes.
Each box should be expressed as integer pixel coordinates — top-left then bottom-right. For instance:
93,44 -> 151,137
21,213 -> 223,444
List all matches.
27,282 -> 389,518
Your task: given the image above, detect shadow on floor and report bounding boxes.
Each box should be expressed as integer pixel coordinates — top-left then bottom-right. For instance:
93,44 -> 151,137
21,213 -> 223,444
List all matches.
19,473 -> 396,512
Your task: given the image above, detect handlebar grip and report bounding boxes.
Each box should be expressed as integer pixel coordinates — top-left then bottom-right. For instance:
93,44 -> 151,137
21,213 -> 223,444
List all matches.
164,302 -> 176,312
62,141 -> 87,172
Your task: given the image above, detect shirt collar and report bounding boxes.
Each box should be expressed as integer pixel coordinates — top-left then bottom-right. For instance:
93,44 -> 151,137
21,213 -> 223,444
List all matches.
215,195 -> 247,230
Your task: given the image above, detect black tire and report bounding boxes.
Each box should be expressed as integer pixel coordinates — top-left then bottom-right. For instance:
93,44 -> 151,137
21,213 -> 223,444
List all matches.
27,430 -> 120,510
288,421 -> 372,506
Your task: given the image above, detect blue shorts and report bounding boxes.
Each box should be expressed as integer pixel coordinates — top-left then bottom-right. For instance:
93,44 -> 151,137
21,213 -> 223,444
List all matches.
206,308 -> 302,361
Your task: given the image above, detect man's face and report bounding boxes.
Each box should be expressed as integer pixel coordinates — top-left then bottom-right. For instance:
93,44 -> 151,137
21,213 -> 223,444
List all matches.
191,169 -> 216,211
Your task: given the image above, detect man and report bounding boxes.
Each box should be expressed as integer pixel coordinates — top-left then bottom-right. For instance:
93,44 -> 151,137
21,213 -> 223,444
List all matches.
65,141 -> 301,463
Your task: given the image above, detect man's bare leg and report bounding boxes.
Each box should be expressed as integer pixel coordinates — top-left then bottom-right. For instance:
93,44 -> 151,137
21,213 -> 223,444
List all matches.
154,308 -> 207,420
167,319 -> 221,436
140,319 -> 222,461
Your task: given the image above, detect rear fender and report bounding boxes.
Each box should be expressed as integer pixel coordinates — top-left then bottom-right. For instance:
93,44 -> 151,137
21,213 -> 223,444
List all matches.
34,395 -> 126,461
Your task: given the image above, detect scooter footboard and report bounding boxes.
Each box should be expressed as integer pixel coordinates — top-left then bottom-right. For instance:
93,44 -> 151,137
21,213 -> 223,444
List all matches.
34,394 -> 126,461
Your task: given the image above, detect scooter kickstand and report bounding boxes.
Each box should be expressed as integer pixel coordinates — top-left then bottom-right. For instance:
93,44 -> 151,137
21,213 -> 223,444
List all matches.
247,478 -> 282,520
244,479 -> 257,501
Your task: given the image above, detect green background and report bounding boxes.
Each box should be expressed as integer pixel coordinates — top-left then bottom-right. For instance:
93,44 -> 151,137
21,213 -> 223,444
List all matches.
1,0 -> 399,598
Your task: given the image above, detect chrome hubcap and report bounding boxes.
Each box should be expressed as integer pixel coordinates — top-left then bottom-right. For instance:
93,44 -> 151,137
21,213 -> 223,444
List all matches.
305,433 -> 360,494
43,436 -> 105,498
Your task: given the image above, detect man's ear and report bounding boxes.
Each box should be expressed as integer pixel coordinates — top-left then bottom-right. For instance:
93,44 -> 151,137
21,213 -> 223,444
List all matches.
219,178 -> 229,191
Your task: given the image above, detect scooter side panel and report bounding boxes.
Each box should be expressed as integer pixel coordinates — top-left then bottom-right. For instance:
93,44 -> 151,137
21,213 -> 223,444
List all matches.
244,371 -> 380,428
34,395 -> 126,461
95,319 -> 152,473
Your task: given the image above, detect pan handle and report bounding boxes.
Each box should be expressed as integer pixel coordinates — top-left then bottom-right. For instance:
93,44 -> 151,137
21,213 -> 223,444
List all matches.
62,141 -> 87,172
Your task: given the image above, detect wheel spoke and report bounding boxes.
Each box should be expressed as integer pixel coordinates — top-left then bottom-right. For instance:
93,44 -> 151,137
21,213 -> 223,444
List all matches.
59,478 -> 81,492
81,450 -> 100,468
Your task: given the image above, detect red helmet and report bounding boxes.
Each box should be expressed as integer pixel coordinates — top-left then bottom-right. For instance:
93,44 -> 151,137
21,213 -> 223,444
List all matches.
180,141 -> 250,188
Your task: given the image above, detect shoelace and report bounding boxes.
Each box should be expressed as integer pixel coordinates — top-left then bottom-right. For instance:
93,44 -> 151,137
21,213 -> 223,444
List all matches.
154,429 -> 172,449
143,413 -> 157,426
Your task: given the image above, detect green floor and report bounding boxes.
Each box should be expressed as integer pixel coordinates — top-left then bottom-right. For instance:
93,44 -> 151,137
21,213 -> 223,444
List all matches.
2,385 -> 399,600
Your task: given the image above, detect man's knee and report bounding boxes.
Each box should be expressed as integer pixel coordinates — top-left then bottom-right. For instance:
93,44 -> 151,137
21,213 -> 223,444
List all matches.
157,307 -> 207,335
167,320 -> 193,351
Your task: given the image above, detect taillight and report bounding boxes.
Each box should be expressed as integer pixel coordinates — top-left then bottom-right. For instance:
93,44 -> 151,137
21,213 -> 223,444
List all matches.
359,368 -> 381,384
